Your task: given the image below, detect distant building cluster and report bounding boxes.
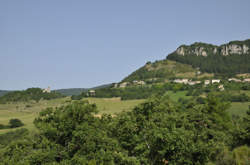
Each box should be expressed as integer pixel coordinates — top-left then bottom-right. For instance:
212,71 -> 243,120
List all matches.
42,86 -> 51,93
115,80 -> 146,88
173,79 -> 201,85
228,78 -> 250,83
113,77 -> 250,91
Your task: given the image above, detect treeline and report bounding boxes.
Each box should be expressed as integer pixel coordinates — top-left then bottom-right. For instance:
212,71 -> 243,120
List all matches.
186,82 -> 250,102
0,95 -> 249,164
72,83 -> 191,100
167,53 -> 250,75
0,88 -> 64,103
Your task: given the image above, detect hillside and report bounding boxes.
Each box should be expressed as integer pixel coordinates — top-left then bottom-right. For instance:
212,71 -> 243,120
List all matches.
55,84 -> 112,96
54,88 -> 88,96
167,39 -> 250,75
122,60 -> 213,83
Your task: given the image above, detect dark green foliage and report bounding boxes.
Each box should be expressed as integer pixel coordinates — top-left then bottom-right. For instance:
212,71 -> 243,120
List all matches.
0,88 -> 64,103
0,128 -> 29,147
9,118 -> 24,128
215,92 -> 250,102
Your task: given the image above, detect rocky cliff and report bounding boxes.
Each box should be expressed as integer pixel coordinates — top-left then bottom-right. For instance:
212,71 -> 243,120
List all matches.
175,39 -> 250,56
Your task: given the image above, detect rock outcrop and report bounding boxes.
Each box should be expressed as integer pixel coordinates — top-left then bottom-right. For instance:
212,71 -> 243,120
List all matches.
175,39 -> 250,57
221,44 -> 249,56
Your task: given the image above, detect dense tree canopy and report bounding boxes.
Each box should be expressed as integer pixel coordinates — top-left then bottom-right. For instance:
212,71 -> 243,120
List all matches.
167,53 -> 250,75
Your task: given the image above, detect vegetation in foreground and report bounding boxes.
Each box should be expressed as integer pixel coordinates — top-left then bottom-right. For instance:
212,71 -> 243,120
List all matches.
0,95 -> 249,164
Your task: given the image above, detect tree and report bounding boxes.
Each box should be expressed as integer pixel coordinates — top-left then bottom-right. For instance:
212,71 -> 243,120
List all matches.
9,118 -> 24,128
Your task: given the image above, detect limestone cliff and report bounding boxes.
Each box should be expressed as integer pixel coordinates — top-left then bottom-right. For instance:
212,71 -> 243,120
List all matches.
174,39 -> 250,56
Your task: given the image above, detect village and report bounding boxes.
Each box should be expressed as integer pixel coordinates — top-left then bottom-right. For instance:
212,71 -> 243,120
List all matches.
112,77 -> 250,91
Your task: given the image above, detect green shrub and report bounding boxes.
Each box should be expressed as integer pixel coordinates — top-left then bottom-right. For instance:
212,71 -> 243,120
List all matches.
9,118 -> 24,128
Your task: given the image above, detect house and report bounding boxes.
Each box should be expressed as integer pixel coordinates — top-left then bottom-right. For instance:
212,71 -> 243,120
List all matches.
212,79 -> 220,84
187,81 -> 201,85
132,80 -> 138,84
88,90 -> 96,97
204,80 -> 210,85
119,82 -> 128,88
113,83 -> 118,88
43,86 -> 51,93
173,79 -> 189,84
137,80 -> 146,85
243,78 -> 250,83
228,78 -> 241,82
132,80 -> 146,85
218,85 -> 224,91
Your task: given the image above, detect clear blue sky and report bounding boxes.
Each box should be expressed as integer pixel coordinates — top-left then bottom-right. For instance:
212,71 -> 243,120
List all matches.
1,0 -> 250,90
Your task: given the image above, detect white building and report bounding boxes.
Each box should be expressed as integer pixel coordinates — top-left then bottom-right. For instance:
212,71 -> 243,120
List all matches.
88,90 -> 96,97
119,82 -> 129,88
228,78 -> 241,82
173,79 -> 189,84
243,78 -> 250,83
43,86 -> 51,93
204,80 -> 210,85
187,81 -> 201,85
137,80 -> 146,85
218,85 -> 224,91
212,79 -> 220,84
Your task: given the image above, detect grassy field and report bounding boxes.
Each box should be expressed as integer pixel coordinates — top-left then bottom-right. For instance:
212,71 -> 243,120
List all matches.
0,97 -> 71,134
85,97 -> 145,114
0,97 -> 144,134
165,91 -> 190,101
227,102 -> 250,117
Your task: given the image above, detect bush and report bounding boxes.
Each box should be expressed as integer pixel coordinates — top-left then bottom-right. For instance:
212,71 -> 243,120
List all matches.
0,128 -> 29,146
9,118 -> 24,128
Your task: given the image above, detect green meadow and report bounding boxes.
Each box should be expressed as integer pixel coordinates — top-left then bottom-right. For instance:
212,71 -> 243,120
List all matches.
0,97 -> 144,134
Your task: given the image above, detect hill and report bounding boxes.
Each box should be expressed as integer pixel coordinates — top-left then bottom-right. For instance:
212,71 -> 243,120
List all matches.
122,39 -> 250,84
167,39 -> 250,75
54,88 -> 88,96
122,59 -> 213,83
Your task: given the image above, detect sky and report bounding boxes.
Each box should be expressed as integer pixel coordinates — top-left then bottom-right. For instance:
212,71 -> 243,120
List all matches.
1,0 -> 250,90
